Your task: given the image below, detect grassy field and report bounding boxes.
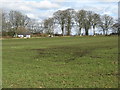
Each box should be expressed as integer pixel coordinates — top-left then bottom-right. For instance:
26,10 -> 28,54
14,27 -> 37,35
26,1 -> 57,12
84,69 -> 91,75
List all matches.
2,36 -> 118,88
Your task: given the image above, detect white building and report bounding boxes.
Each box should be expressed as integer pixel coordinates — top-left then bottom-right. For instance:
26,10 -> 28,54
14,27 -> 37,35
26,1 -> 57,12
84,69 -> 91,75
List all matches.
17,32 -> 31,38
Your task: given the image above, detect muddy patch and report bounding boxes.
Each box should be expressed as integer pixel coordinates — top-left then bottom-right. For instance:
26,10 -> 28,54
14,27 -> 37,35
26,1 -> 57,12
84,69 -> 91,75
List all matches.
30,46 -> 93,63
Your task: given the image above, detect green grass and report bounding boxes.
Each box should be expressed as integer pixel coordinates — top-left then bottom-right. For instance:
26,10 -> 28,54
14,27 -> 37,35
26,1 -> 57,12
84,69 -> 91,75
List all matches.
2,36 -> 118,88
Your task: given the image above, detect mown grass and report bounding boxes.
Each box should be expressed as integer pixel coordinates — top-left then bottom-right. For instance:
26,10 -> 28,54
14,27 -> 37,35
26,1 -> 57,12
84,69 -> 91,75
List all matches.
2,36 -> 118,88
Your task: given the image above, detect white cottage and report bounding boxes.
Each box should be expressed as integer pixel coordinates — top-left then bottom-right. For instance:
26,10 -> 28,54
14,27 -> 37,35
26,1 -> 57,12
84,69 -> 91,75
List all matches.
26,35 -> 31,38
17,32 -> 31,38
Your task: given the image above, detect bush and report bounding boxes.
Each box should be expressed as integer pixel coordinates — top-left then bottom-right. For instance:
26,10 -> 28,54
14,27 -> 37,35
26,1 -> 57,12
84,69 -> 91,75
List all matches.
2,31 -> 15,37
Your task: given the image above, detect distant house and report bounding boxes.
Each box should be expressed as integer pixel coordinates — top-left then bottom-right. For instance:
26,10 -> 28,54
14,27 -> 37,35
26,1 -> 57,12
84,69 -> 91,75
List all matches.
26,35 -> 31,38
18,35 -> 24,38
17,32 -> 31,38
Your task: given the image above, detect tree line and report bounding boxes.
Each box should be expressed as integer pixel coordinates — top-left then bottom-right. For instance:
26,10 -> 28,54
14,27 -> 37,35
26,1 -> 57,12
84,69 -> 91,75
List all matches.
2,9 -> 118,37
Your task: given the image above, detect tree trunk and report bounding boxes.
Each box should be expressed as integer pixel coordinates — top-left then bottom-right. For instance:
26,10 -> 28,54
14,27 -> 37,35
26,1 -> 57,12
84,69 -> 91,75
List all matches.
85,29 -> 89,36
68,27 -> 71,36
61,25 -> 64,36
93,27 -> 95,36
78,27 -> 81,36
93,29 -> 95,36
106,29 -> 109,35
103,30 -> 105,35
14,26 -> 18,37
67,20 -> 71,36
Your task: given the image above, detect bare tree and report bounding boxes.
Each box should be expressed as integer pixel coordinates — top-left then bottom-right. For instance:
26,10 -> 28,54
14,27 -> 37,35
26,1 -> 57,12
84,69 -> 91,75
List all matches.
112,21 -> 119,34
82,11 -> 93,35
9,10 -> 30,36
75,10 -> 86,35
43,17 -> 54,35
20,15 -> 30,28
2,11 -> 14,36
9,11 -> 22,34
64,9 -> 75,36
53,10 -> 66,36
91,13 -> 100,35
99,14 -> 114,35
2,12 -> 7,32
2,9 -> 115,37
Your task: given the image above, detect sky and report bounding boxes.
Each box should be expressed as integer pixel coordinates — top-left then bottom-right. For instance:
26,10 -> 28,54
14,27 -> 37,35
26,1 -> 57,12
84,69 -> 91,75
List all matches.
0,0 -> 119,21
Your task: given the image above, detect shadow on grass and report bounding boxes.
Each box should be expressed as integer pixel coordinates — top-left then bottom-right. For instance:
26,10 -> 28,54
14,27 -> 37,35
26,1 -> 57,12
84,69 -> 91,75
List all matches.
31,46 -> 96,63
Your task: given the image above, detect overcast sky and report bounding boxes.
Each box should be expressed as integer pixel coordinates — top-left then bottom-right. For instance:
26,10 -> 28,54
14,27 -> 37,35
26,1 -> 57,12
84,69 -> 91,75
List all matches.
1,0 -> 119,21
